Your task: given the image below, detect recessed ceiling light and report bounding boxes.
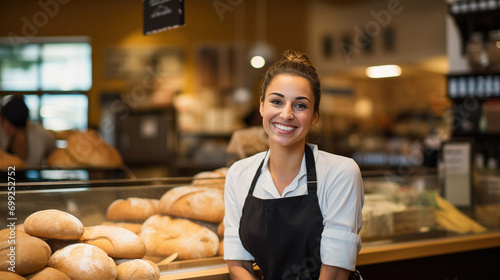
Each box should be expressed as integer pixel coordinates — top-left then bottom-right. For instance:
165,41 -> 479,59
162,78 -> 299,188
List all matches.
365,65 -> 402,78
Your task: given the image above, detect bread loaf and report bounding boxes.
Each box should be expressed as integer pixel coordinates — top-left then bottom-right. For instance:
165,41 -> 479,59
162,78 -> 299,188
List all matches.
0,271 -> 27,280
66,129 -> 123,168
48,243 -> 117,280
25,267 -> 70,280
47,148 -> 80,168
24,209 -> 84,240
0,229 -> 30,242
0,149 -> 26,168
140,215 -> 219,260
101,222 -> 142,235
192,171 -> 225,189
80,225 -> 146,259
0,236 -> 51,275
217,222 -> 224,238
219,239 -> 224,256
106,198 -> 160,222
115,259 -> 160,280
160,186 -> 224,223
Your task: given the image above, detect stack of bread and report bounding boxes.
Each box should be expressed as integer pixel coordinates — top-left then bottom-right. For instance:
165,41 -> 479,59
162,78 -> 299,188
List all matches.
47,129 -> 123,168
0,209 -> 160,280
0,168 -> 228,278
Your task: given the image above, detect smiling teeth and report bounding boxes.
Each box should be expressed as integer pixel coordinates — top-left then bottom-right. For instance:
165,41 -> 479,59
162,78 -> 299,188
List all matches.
274,123 -> 295,131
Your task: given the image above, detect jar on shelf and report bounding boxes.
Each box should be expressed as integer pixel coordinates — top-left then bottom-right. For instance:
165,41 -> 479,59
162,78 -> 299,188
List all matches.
466,32 -> 489,72
487,29 -> 500,72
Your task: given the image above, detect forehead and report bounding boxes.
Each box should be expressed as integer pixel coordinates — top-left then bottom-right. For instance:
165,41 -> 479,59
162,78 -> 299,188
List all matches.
265,74 -> 313,96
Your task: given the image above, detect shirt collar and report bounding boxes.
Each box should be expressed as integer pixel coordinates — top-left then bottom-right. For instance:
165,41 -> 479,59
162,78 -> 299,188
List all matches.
259,144 -> 318,197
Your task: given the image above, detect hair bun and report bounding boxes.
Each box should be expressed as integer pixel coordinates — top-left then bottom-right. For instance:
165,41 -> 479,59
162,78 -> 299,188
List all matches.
282,50 -> 315,69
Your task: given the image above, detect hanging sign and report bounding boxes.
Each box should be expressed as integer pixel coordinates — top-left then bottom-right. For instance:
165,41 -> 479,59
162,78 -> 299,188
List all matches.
143,0 -> 185,35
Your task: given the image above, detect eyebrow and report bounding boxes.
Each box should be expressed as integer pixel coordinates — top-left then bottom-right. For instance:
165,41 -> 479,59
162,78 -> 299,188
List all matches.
269,92 -> 311,103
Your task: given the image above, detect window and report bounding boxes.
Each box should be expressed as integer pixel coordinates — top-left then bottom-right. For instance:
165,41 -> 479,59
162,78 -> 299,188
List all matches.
0,37 -> 91,132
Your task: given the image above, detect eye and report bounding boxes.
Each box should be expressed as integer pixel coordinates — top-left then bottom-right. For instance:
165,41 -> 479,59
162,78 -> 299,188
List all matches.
294,103 -> 307,109
270,99 -> 283,105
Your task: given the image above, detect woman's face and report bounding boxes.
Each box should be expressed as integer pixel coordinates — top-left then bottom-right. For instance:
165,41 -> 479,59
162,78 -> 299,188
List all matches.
260,74 -> 319,149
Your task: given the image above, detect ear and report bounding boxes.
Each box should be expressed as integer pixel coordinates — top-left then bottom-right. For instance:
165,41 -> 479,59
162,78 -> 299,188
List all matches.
259,101 -> 264,117
312,111 -> 319,125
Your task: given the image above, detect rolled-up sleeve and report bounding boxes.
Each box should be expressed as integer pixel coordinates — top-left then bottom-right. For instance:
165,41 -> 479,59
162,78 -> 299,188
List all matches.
318,157 -> 364,271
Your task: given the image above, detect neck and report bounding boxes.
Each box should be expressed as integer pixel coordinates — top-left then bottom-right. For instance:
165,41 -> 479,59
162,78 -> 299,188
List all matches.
267,141 -> 306,195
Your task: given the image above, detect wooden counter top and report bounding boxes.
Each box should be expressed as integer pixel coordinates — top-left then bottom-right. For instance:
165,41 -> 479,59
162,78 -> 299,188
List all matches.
159,230 -> 500,279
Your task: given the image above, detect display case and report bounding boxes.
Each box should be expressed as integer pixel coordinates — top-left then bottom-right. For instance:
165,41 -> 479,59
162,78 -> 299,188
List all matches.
1,170 -> 499,279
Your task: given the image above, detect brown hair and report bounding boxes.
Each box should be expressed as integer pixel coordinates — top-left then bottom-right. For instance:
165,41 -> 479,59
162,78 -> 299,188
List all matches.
260,50 -> 321,114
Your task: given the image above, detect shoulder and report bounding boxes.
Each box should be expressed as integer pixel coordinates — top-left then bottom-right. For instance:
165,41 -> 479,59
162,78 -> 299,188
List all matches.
316,149 -> 361,178
227,151 -> 266,179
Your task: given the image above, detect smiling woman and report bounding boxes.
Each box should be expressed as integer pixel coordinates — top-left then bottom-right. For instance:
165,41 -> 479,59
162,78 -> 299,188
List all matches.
224,50 -> 364,280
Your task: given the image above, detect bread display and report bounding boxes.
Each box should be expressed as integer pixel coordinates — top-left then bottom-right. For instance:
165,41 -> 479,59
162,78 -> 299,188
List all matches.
0,236 -> 51,275
140,214 -> 220,260
48,243 -> 117,280
106,198 -> 160,222
0,271 -> 27,280
101,222 -> 143,235
192,171 -> 225,189
160,186 -> 224,223
65,129 -> 123,168
79,225 -> 146,259
25,267 -> 70,280
47,129 -> 123,168
115,259 -> 160,280
24,209 -> 84,240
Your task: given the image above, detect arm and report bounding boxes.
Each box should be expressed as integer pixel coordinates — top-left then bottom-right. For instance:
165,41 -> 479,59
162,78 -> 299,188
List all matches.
227,260 -> 260,280
319,264 -> 350,280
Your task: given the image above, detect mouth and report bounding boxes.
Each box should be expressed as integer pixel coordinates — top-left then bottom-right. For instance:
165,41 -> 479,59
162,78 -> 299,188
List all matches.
272,122 -> 297,133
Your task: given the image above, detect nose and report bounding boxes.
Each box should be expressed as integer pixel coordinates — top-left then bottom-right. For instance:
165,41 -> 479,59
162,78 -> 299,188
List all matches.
281,104 -> 294,120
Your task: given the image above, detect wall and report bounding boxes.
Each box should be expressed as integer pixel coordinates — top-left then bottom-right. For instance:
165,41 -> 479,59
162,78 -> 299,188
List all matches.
0,0 -> 307,128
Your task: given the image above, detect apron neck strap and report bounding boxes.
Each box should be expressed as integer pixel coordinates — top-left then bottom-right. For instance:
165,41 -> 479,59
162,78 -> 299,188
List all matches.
248,145 -> 317,195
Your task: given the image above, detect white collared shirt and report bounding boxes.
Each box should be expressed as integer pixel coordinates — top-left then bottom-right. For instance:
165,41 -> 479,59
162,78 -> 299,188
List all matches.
224,144 -> 364,271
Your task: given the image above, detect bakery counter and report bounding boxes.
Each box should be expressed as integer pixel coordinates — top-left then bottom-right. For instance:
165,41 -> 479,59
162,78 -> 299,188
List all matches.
2,171 -> 500,279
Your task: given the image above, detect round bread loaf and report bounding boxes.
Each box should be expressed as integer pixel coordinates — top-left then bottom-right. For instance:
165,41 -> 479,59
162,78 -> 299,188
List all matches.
47,148 -> 80,168
106,198 -> 160,222
192,171 -> 225,189
24,209 -> 84,240
101,222 -> 142,235
0,229 -> 30,242
48,243 -> 117,280
140,215 -> 219,260
80,225 -> 146,259
217,222 -> 224,238
0,236 -> 51,275
115,259 -> 160,280
25,267 -> 70,280
160,186 -> 224,223
0,271 -> 27,280
66,130 -> 123,168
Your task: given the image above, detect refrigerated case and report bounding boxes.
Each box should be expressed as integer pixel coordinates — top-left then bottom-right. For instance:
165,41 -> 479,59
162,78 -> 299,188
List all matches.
1,171 -> 499,279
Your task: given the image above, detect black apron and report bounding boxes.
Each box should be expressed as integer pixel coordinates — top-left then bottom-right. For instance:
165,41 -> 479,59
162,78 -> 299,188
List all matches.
239,145 -> 324,280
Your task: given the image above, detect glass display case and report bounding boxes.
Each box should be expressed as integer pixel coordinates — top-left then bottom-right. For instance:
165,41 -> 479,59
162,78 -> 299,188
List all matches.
1,170 -> 499,279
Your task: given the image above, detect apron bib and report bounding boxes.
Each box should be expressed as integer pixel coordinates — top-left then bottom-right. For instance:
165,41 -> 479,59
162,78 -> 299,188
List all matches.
239,145 -> 324,280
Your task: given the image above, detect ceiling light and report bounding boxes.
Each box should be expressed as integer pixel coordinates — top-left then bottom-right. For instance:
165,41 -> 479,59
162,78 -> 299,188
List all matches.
365,65 -> 402,78
250,55 -> 266,68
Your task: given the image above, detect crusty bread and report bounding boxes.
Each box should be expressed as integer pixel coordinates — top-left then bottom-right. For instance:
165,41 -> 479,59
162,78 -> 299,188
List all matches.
106,198 -> 160,222
159,186 -> 224,223
24,209 -> 84,240
192,171 -> 225,189
217,222 -> 224,238
115,259 -> 160,280
0,236 -> 51,275
0,229 -> 30,242
79,225 -> 146,259
66,129 -> 123,168
47,148 -> 80,168
101,222 -> 142,235
140,215 -> 219,260
48,243 -> 117,280
219,239 -> 224,256
0,271 -> 27,280
0,148 -> 26,168
25,267 -> 70,280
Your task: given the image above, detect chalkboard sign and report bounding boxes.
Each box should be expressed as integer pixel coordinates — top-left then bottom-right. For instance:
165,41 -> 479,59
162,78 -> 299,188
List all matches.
143,0 -> 185,35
